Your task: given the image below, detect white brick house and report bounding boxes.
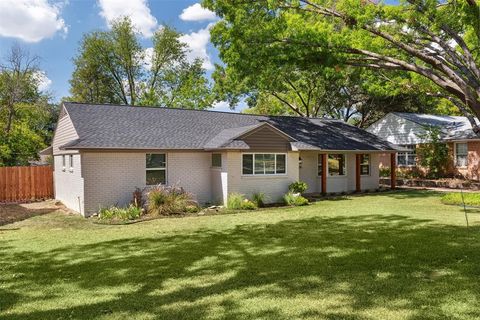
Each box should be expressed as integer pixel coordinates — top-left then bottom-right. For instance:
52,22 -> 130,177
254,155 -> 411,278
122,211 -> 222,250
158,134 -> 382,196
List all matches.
52,102 -> 397,216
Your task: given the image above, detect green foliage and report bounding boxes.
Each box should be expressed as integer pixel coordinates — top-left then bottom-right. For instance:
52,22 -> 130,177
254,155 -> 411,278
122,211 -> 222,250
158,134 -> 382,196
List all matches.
252,192 -> 267,208
379,167 -> 390,178
70,18 -> 214,109
0,45 -> 56,166
203,0 -> 479,124
283,192 -> 309,206
226,193 -> 257,210
227,193 -> 245,210
98,205 -> 142,221
288,181 -> 308,194
185,205 -> 200,213
441,193 -> 480,207
416,127 -> 449,179
147,185 -> 195,215
241,200 -> 257,210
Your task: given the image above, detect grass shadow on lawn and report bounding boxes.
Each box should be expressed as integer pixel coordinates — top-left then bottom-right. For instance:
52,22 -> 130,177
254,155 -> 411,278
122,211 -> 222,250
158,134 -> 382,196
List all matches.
1,213 -> 480,319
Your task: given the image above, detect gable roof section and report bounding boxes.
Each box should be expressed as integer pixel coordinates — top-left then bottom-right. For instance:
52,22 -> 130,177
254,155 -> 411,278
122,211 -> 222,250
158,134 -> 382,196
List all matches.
61,102 -> 397,151
392,112 -> 479,140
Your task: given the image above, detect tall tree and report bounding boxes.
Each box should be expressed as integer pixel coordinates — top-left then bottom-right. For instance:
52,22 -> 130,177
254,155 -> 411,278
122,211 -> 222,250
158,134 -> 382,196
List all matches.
70,17 -> 214,109
203,0 -> 480,132
0,45 -> 53,166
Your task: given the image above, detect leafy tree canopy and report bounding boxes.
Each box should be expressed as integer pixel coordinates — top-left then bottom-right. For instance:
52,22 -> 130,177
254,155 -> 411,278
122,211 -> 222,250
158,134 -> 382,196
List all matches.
203,0 -> 480,129
0,45 -> 56,166
69,17 -> 214,109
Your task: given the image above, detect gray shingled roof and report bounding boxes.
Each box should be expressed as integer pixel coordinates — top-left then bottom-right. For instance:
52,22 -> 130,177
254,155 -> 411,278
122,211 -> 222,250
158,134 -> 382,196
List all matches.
393,112 -> 479,140
61,102 -> 397,151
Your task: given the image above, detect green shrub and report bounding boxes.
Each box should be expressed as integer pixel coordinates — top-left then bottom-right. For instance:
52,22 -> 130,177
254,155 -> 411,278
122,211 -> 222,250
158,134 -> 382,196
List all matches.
252,192 -> 267,207
379,167 -> 390,177
147,185 -> 194,215
185,205 -> 200,213
98,205 -> 142,221
241,199 -> 257,210
283,192 -> 309,206
227,193 -> 245,210
288,181 -> 308,194
441,192 -> 480,206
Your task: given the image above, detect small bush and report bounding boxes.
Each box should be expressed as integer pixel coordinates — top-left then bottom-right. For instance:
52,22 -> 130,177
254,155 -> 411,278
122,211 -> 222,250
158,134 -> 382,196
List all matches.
147,185 -> 195,215
132,187 -> 143,208
98,205 -> 142,221
288,181 -> 308,194
441,192 -> 480,206
252,192 -> 267,207
283,192 -> 309,206
379,167 -> 390,177
241,199 -> 257,210
185,205 -> 200,213
227,193 -> 245,210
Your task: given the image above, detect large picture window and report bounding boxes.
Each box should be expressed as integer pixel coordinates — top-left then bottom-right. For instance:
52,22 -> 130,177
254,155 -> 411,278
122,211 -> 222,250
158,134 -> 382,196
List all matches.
328,154 -> 346,176
242,153 -> 286,175
146,154 -> 166,185
397,145 -> 416,166
455,143 -> 468,167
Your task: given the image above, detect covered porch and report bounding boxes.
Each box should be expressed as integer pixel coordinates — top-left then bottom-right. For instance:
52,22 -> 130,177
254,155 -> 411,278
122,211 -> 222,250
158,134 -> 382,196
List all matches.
299,151 -> 397,194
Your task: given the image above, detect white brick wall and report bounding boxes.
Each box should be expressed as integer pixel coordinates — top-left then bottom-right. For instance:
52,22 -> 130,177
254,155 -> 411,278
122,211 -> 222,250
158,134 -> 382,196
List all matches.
167,152 -> 212,204
54,154 -> 84,214
82,152 -> 145,215
81,151 -> 213,215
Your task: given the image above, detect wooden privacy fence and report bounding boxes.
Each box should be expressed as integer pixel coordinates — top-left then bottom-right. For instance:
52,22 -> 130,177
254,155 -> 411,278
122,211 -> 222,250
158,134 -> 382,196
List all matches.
0,166 -> 53,203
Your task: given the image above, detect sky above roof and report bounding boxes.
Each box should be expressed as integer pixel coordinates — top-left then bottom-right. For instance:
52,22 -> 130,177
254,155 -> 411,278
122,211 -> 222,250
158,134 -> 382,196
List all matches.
0,0 -> 232,110
0,0 -> 400,112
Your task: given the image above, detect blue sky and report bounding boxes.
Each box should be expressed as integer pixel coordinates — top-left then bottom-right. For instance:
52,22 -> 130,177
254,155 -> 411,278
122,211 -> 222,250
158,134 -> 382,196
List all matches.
0,0 -> 225,108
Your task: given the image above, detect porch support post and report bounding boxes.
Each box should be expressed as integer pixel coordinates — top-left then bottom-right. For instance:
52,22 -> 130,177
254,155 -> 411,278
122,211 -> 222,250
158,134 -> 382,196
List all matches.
321,154 -> 327,195
390,153 -> 396,190
355,154 -> 361,192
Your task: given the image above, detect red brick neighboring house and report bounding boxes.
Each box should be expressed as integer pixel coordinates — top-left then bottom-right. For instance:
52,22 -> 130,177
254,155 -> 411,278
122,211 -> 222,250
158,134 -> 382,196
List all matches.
367,112 -> 480,180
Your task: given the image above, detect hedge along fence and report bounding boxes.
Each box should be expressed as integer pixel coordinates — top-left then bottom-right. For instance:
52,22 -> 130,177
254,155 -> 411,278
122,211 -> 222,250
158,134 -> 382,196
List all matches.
0,166 -> 53,203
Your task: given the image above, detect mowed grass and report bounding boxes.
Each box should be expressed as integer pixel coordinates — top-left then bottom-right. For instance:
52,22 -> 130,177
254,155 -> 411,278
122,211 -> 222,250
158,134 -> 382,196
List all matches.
1,190 -> 480,320
441,192 -> 480,206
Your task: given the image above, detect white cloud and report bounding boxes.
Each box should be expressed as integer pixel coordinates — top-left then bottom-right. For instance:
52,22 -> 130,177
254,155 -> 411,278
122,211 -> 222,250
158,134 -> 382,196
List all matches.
211,101 -> 233,112
179,3 -> 217,22
143,47 -> 154,70
179,23 -> 215,70
98,0 -> 158,38
0,0 -> 67,42
34,71 -> 52,91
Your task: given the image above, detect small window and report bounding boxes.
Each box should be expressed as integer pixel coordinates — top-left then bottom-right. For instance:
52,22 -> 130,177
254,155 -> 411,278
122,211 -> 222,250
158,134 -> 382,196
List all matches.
360,154 -> 370,176
69,155 -> 74,172
211,154 -> 222,168
62,155 -> 66,171
328,154 -> 346,176
397,145 -> 416,166
455,143 -> 468,167
317,154 -> 325,176
146,154 -> 166,185
242,153 -> 287,175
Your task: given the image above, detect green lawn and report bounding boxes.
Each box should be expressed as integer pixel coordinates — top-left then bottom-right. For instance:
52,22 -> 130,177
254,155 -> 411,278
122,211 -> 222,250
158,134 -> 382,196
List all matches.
1,190 -> 480,320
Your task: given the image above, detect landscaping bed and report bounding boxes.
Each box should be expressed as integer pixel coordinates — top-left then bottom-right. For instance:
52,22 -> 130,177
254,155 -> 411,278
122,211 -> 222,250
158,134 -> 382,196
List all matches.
380,177 -> 480,190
